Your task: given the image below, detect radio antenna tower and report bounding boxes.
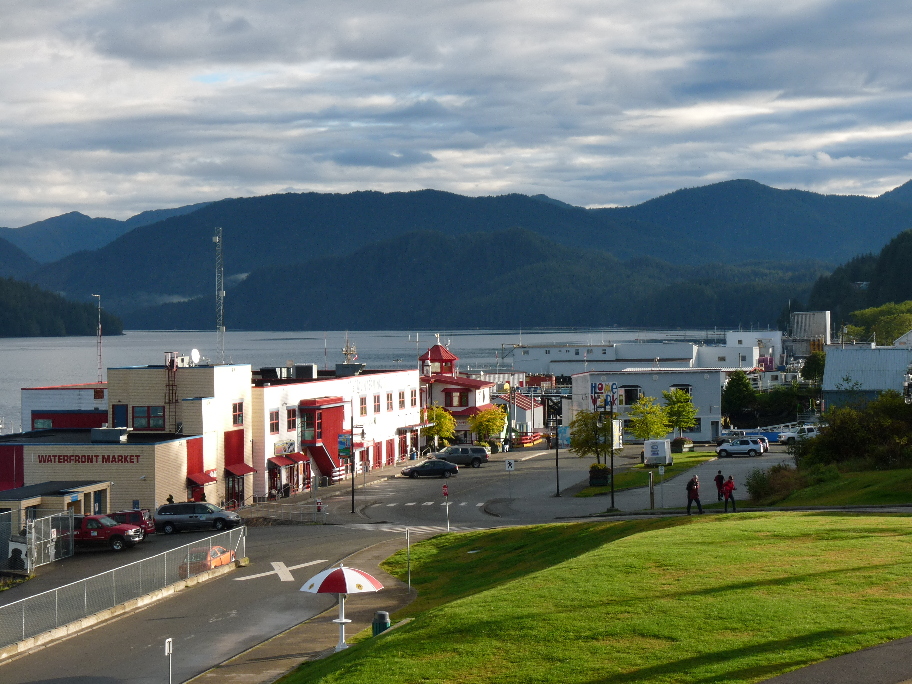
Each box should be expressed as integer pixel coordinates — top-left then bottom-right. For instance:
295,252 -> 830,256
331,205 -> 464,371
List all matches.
214,227 -> 225,364
92,294 -> 103,382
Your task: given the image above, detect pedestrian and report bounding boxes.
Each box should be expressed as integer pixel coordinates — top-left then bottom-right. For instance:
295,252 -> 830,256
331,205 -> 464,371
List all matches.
723,475 -> 737,512
685,475 -> 703,515
714,470 -> 724,501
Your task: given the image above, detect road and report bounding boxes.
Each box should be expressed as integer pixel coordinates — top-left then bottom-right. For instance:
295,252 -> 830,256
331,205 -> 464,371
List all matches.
0,445 -> 782,683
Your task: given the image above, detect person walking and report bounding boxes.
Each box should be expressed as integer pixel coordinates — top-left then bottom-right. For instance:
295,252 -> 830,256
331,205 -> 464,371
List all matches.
686,475 -> 703,515
723,475 -> 737,512
714,470 -> 724,501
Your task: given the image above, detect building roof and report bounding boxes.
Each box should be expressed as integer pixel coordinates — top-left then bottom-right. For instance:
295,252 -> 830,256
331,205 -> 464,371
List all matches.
0,481 -> 110,501
22,383 -> 107,391
0,428 -> 194,446
822,346 -> 912,392
419,344 -> 459,362
422,374 -> 495,389
492,393 -> 541,411
448,403 -> 498,418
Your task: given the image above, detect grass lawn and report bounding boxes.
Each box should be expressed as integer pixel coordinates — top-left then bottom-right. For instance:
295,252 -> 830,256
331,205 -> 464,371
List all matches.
765,468 -> 912,507
576,451 -> 717,498
278,512 -> 912,684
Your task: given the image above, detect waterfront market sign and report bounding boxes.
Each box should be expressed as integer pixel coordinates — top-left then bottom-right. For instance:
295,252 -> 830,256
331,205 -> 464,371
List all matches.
37,454 -> 143,464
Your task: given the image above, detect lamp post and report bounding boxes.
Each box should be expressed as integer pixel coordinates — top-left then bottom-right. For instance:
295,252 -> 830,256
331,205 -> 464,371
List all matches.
549,416 -> 560,497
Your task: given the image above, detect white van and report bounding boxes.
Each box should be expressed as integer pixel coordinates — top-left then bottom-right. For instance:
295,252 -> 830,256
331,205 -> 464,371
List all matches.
643,439 -> 673,466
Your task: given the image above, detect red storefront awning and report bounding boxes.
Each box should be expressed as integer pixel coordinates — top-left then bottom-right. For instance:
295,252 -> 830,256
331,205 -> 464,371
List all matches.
286,452 -> 309,463
268,456 -> 295,467
225,462 -> 257,476
187,472 -> 217,486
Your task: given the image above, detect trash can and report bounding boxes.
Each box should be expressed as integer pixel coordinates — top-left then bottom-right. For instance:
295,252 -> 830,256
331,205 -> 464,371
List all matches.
372,610 -> 391,636
320,476 -> 330,488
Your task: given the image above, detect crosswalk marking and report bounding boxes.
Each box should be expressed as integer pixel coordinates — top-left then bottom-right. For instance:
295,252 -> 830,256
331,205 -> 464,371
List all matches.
343,523 -> 487,534
404,502 -> 415,506
422,501 -> 434,506
386,503 -> 397,506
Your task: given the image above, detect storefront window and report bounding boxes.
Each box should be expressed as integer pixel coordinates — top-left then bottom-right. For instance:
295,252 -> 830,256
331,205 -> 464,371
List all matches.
133,405 -> 164,430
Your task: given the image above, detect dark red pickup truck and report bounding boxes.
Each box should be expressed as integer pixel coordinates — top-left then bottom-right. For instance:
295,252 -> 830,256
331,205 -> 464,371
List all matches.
72,514 -> 144,551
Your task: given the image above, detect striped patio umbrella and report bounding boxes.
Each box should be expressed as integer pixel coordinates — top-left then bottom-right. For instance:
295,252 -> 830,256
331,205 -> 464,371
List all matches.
301,564 -> 384,651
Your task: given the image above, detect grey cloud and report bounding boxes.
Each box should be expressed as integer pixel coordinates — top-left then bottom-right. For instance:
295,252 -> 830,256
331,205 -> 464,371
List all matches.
323,149 -> 437,168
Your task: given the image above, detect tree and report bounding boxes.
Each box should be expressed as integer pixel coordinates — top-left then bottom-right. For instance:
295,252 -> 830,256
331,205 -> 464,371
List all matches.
800,351 -> 826,383
628,397 -> 671,441
468,406 -> 507,442
423,405 -> 456,448
568,410 -> 614,464
662,389 -> 698,438
721,370 -> 756,415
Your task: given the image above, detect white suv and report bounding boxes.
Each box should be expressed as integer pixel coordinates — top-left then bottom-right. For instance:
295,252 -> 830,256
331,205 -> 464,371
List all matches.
716,438 -> 764,458
777,426 -> 820,444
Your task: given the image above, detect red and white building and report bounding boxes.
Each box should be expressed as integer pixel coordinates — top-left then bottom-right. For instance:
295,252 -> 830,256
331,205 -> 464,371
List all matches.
420,344 -> 497,443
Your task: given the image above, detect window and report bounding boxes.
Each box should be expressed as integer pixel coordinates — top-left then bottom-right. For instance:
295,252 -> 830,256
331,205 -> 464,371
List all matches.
619,386 -> 641,406
133,405 -> 165,430
232,402 -> 244,426
685,418 -> 703,433
522,350 -> 529,355
545,349 -> 550,355
602,348 -> 607,354
269,410 -> 280,434
374,394 -> 381,413
286,408 -> 297,431
399,391 -> 406,409
670,384 -> 692,396
359,396 -> 367,416
445,391 -> 469,407
575,349 -> 580,355
316,411 -> 323,439
411,389 -> 417,407
387,392 -> 394,411
718,356 -> 727,363
301,412 -> 315,441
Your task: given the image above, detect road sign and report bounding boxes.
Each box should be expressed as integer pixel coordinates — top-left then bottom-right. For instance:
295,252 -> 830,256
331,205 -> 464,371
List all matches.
505,459 -> 515,471
658,465 -> 665,476
442,484 -> 448,497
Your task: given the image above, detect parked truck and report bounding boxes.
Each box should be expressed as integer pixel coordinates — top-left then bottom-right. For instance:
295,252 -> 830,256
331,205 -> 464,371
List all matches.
72,514 -> 144,551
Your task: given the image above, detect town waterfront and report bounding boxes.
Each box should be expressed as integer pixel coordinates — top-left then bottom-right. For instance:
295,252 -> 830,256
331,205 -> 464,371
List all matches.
0,327 -> 730,433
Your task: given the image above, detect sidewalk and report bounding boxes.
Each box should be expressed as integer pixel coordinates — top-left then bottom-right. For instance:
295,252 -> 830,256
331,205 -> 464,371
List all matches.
186,536 -> 415,684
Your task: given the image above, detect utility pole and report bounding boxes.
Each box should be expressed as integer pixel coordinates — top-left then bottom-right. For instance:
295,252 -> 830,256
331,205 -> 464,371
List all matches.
214,227 -> 225,364
92,294 -> 102,383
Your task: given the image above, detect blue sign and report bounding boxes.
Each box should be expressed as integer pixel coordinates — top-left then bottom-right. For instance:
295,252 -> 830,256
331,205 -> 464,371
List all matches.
338,434 -> 352,459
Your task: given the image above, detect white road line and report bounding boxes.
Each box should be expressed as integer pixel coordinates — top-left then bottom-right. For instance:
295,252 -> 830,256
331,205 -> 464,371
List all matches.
271,561 -> 296,582
386,503 -> 398,506
422,502 -> 434,506
235,558 -> 327,581
459,502 -> 467,506
404,502 -> 416,506
476,502 -> 484,506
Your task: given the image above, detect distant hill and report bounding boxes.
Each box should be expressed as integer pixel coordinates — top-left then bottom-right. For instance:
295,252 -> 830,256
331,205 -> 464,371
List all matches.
0,236 -> 39,279
809,229 -> 912,321
122,227 -> 825,330
0,202 -> 212,263
0,277 -> 123,337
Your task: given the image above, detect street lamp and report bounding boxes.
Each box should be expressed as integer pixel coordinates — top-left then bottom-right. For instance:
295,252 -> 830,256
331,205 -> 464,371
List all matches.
596,394 -> 615,510
548,416 -> 560,497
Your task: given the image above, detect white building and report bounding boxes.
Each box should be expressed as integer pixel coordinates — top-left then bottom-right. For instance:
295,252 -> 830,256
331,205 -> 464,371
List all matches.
571,369 -> 725,442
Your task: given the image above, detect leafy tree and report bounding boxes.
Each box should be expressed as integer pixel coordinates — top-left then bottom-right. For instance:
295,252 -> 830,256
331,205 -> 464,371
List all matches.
423,405 -> 456,448
849,301 -> 912,345
800,351 -> 826,383
722,370 -> 756,415
628,396 -> 671,441
468,406 -> 506,442
662,389 -> 698,438
568,410 -> 614,464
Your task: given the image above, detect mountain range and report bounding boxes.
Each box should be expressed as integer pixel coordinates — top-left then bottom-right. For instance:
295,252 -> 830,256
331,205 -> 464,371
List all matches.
2,179 -> 912,331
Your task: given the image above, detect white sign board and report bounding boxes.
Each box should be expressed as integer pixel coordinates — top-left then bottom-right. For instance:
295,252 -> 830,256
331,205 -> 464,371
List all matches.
505,459 -> 515,471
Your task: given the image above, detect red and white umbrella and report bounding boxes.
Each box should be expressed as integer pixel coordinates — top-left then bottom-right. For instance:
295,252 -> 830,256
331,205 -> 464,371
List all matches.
301,564 -> 384,651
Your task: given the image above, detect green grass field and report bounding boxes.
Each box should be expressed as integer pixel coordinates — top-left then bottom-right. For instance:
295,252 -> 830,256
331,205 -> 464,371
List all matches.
278,513 -> 912,684
577,452 -> 717,498
761,468 -> 912,507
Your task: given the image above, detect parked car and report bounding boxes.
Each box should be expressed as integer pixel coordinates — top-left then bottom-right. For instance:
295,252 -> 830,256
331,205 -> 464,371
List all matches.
72,514 -> 144,551
400,459 -> 459,478
777,425 -> 820,444
110,509 -> 155,539
433,445 -> 489,468
716,438 -> 765,458
155,502 -> 241,534
750,436 -> 770,452
178,545 -> 236,579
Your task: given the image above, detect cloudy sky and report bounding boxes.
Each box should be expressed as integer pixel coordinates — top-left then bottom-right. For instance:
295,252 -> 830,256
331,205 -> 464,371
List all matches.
2,0 -> 911,226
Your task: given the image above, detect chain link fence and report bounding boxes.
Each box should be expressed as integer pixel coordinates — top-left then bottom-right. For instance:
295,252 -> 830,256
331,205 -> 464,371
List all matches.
0,526 -> 246,650
245,501 -> 328,524
0,511 -> 76,574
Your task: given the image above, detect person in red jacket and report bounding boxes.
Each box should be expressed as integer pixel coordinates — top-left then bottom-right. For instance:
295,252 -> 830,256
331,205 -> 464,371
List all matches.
723,475 -> 737,512
714,470 -> 724,501
685,475 -> 703,514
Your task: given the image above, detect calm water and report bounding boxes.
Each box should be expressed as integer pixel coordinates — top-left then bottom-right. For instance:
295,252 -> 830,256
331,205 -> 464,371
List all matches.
0,327 -> 725,432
